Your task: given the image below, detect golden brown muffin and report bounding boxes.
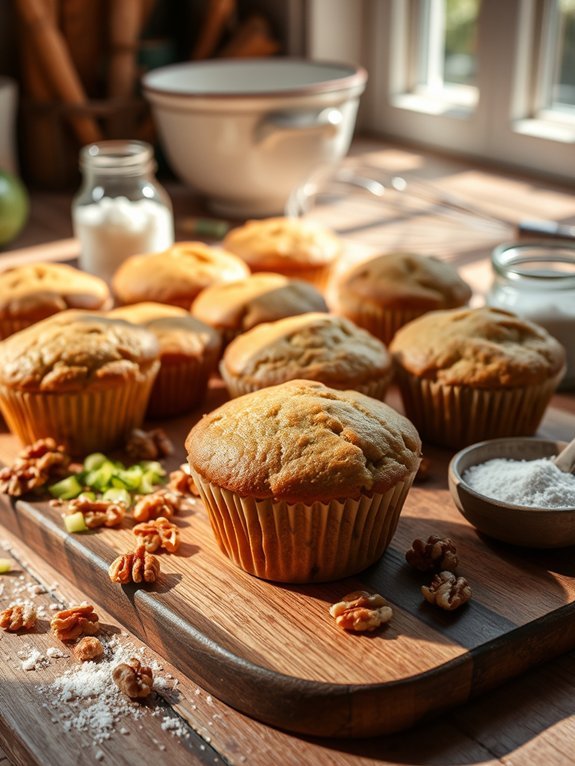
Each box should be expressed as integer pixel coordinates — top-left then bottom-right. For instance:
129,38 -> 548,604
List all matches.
220,312 -> 393,401
0,310 -> 160,454
186,379 -> 421,582
330,251 -> 472,344
191,272 -> 328,344
222,217 -> 342,289
0,262 -> 112,339
109,302 -> 221,418
390,306 -> 565,448
111,241 -> 250,308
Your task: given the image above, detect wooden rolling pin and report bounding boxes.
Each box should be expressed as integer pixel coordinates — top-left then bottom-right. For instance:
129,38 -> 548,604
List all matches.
14,0 -> 102,145
107,0 -> 142,136
192,0 -> 236,60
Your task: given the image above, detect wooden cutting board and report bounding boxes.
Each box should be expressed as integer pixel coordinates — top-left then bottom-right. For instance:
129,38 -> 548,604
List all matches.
1,384 -> 575,739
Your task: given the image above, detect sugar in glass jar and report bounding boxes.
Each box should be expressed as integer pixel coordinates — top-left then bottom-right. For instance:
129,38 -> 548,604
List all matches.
487,241 -> 575,390
72,140 -> 174,283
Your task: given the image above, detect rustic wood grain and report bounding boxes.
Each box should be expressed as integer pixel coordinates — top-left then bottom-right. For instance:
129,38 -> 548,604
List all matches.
1,387 -> 574,738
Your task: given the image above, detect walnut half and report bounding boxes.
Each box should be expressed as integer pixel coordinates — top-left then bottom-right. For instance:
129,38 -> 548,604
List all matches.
133,516 -> 180,553
108,545 -> 160,585
50,603 -> 100,641
0,603 -> 37,631
65,497 -> 126,529
74,636 -> 104,662
329,590 -> 393,632
113,657 -> 153,698
406,534 -> 459,573
421,571 -> 472,611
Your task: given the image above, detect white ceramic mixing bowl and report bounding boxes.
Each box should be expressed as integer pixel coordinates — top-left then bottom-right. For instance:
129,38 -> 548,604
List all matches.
142,58 -> 367,218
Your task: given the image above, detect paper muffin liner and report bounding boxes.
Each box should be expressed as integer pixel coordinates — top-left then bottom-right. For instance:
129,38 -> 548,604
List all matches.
190,471 -> 416,583
395,366 -> 564,450
338,305 -> 426,346
146,358 -> 211,419
221,364 -> 394,402
0,363 -> 159,456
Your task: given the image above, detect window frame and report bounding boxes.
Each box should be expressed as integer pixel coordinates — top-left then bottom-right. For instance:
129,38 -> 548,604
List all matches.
302,0 -> 575,183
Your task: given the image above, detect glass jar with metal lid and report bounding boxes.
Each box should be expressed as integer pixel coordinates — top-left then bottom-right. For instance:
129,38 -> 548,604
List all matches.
486,241 -> 575,390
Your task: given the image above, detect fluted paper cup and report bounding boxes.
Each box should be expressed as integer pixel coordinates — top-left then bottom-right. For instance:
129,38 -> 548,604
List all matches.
338,305 -> 426,346
147,358 -> 211,419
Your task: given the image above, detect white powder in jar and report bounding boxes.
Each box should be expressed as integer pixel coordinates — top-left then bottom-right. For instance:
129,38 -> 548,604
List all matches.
73,196 -> 174,283
463,457 -> 575,508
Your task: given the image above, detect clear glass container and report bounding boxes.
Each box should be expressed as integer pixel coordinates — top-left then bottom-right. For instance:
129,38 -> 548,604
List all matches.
72,140 -> 174,283
487,241 -> 575,390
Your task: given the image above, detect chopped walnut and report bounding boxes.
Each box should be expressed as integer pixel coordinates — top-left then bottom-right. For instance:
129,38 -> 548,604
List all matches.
113,657 -> 153,698
133,516 -> 180,553
421,571 -> 472,611
109,545 -> 160,585
50,603 -> 101,641
0,438 -> 72,497
329,590 -> 393,632
414,456 -> 432,483
125,428 -> 174,462
65,497 -> 126,529
0,603 -> 37,631
132,491 -> 181,523
405,535 -> 459,573
168,465 -> 199,496
74,636 -> 104,662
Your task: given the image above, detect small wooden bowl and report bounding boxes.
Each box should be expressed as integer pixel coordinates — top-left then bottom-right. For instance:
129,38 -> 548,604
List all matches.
448,437 -> 575,548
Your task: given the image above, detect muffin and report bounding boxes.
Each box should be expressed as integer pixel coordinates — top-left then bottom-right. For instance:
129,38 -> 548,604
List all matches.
0,311 -> 160,455
390,306 -> 566,449
112,241 -> 250,308
330,251 -> 472,344
220,313 -> 393,401
186,379 -> 421,583
109,302 -> 221,418
0,262 -> 112,339
191,272 -> 328,345
222,217 -> 343,289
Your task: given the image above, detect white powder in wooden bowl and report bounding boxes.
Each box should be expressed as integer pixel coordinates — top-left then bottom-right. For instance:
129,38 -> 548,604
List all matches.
463,457 -> 575,508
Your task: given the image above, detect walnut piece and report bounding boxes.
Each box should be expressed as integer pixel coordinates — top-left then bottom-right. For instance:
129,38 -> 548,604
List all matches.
0,603 -> 37,631
65,497 -> 126,529
125,428 -> 174,461
109,545 -> 160,584
0,438 -> 72,497
112,657 -> 153,698
133,516 -> 180,553
329,590 -> 393,632
168,465 -> 199,496
406,534 -> 459,573
421,571 -> 472,611
50,603 -> 101,641
132,491 -> 182,523
74,636 -> 104,662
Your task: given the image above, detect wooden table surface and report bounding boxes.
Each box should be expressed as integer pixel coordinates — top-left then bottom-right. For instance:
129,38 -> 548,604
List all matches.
1,138 -> 575,766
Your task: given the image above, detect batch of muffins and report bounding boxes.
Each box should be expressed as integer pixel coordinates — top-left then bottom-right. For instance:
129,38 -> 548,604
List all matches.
0,216 -> 566,583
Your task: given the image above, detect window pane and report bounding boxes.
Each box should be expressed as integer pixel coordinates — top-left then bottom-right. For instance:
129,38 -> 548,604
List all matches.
552,0 -> 575,108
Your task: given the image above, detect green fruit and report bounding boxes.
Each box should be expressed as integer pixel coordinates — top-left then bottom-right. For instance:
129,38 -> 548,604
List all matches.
0,170 -> 28,246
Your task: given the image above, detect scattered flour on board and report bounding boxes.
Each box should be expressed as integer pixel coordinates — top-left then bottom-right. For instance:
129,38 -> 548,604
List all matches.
463,456 -> 575,508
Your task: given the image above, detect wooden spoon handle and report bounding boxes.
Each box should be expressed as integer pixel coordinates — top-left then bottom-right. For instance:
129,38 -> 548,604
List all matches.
553,437 -> 575,473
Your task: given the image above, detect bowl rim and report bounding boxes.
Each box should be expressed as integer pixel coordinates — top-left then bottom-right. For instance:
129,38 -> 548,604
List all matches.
448,436 -> 575,514
142,57 -> 368,99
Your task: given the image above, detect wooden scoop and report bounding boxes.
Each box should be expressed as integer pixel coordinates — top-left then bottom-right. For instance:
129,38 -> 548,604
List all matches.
553,436 -> 575,473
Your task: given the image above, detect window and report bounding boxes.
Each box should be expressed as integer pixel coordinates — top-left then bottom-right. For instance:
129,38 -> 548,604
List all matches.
303,0 -> 575,181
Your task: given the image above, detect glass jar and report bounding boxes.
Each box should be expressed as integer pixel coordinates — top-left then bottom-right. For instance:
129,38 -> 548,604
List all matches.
72,140 -> 174,283
487,241 -> 575,390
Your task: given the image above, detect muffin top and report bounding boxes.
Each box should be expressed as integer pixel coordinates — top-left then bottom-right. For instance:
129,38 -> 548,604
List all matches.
112,241 -> 250,308
186,379 -> 421,503
0,262 -> 111,320
0,310 -> 159,393
222,313 -> 392,388
191,272 -> 328,334
109,302 -> 221,362
390,306 -> 566,388
333,252 -> 472,311
222,217 -> 342,269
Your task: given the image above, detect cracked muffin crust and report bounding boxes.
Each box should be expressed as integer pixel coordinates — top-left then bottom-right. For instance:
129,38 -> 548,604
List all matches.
186,380 -> 421,582
112,241 -> 250,308
220,312 -> 393,400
